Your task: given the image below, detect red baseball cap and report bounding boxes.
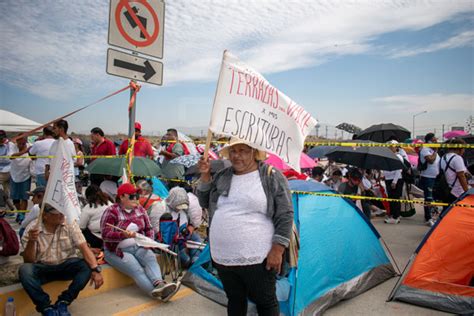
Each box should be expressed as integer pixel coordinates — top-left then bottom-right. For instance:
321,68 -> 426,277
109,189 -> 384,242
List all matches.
117,183 -> 138,197
134,122 -> 142,131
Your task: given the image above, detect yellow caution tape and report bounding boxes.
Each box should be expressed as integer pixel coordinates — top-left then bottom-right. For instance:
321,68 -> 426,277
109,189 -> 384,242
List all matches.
142,176 -> 473,208
291,190 -> 474,208
3,186 -> 471,213
303,141 -> 473,149
161,139 -> 473,148
1,140 -> 472,160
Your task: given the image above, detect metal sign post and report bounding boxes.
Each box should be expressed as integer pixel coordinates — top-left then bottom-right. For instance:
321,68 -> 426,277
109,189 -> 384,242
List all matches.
106,0 -> 165,180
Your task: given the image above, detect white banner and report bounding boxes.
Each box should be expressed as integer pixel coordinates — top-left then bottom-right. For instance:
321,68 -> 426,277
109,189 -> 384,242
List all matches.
43,138 -> 81,223
209,51 -> 318,170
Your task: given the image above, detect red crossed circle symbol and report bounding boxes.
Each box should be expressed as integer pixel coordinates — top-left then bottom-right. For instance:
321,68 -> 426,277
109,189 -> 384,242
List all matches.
115,0 -> 159,47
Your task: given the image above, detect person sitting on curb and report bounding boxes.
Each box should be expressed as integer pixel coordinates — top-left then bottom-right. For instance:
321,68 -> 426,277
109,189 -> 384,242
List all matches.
163,186 -> 203,268
19,203 -> 104,316
100,183 -> 178,302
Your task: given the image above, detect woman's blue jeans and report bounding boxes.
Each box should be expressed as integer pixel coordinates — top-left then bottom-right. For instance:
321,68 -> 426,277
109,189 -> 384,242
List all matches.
105,245 -> 163,295
179,232 -> 203,267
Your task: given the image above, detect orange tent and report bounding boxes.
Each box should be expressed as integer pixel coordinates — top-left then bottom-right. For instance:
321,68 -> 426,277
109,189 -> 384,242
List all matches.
389,189 -> 474,314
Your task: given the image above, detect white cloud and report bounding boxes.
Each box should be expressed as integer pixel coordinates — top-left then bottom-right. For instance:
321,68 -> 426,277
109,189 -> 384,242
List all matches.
389,30 -> 474,58
372,93 -> 474,112
1,0 -> 473,100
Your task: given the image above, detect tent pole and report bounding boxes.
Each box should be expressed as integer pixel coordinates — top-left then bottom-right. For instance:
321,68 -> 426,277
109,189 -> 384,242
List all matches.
380,237 -> 401,275
386,253 -> 415,302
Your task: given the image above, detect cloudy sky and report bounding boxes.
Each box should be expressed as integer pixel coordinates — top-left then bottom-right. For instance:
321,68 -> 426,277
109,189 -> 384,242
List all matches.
1,0 -> 473,138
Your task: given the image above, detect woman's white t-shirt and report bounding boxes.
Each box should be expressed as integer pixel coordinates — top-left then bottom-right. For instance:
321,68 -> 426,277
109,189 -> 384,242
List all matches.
79,202 -> 112,237
210,170 -> 273,266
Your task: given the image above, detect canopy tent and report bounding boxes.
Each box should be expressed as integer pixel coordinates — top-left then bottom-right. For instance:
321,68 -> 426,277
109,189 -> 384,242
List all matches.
0,110 -> 42,132
182,180 -> 396,315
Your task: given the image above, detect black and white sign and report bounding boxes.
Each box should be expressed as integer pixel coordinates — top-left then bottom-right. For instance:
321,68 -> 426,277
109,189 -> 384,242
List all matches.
108,0 -> 165,59
106,48 -> 163,85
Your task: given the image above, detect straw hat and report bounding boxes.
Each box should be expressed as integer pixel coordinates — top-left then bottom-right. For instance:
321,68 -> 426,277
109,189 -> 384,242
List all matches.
219,137 -> 267,161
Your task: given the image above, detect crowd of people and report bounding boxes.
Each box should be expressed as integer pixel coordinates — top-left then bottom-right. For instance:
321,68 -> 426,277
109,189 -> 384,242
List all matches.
0,119 -> 472,316
0,120 -> 207,315
304,133 -> 470,226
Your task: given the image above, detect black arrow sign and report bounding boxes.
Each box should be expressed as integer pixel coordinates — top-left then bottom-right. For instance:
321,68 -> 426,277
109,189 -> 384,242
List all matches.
114,59 -> 156,81
124,6 -> 147,39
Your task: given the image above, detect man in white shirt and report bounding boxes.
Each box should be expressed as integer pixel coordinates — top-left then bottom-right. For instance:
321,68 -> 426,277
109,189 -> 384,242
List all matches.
29,127 -> 55,187
45,120 -> 76,181
439,139 -> 469,204
418,133 -> 440,225
9,137 -> 32,215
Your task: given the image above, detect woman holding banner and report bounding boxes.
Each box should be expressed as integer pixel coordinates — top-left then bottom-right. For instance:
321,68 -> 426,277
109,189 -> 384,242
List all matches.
197,137 -> 293,316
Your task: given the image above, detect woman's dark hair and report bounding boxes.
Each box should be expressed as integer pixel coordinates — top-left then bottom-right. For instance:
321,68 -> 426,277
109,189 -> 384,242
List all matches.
43,126 -> 55,137
348,168 -> 362,180
424,132 -> 435,143
311,166 -> 324,178
332,170 -> 343,177
85,184 -> 109,208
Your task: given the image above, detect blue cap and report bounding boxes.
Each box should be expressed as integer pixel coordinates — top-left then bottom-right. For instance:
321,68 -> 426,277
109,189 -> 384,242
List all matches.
7,297 -> 14,302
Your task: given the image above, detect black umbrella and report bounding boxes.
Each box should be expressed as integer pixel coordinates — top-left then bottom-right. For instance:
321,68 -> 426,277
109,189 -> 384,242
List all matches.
185,159 -> 232,177
356,123 -> 410,143
325,142 -> 404,171
307,146 -> 337,159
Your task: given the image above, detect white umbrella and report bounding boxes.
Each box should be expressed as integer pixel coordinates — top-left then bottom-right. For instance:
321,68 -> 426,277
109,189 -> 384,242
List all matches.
177,131 -> 198,155
170,153 -> 200,168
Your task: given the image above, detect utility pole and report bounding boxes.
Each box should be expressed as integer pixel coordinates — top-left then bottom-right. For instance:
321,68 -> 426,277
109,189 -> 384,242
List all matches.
412,111 -> 428,139
325,126 -> 328,139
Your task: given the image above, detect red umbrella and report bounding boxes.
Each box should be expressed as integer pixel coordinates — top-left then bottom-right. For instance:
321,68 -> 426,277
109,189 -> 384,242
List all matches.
443,130 -> 467,139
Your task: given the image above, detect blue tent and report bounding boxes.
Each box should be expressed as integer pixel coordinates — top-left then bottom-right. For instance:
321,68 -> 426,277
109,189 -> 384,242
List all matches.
182,180 -> 396,315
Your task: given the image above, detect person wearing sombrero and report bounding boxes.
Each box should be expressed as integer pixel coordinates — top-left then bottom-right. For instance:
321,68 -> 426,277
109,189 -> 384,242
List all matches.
197,137 -> 293,316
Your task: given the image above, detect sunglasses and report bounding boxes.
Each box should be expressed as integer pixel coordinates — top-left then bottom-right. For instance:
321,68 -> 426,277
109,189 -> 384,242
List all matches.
128,193 -> 139,200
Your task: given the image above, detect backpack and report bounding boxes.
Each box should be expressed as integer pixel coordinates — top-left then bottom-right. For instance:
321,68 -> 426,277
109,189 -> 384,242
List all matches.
0,218 -> 20,256
433,155 -> 457,202
401,158 -> 415,184
417,154 -> 428,171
